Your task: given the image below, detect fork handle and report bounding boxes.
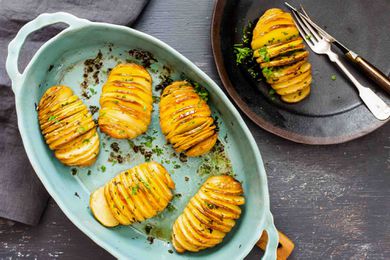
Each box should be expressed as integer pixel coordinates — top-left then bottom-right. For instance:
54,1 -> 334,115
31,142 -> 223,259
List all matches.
346,52 -> 390,94
328,52 -> 390,121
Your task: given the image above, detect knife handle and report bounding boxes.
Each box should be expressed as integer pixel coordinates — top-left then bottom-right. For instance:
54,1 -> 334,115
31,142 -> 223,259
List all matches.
346,52 -> 390,94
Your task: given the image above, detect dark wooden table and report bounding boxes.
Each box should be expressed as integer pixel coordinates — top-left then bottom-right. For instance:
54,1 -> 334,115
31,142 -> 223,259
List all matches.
1,0 -> 389,259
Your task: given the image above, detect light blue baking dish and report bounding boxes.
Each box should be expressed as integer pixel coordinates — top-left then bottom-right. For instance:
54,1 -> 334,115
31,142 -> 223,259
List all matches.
6,12 -> 278,259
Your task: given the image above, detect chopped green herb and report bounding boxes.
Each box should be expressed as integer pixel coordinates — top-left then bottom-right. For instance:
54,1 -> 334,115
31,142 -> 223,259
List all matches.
269,89 -> 276,95
206,202 -> 216,209
82,139 -> 90,144
282,31 -> 289,35
234,44 -> 253,64
262,67 -> 273,79
193,82 -> 209,102
258,47 -> 270,62
101,165 -> 106,172
142,135 -> 156,148
331,75 -> 337,81
131,184 -> 139,195
166,203 -> 176,212
78,126 -> 86,133
48,115 -> 57,122
152,146 -> 164,156
141,179 -> 150,189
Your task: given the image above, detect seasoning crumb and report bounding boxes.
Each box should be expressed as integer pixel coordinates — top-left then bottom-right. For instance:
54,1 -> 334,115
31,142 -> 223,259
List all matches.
179,153 -> 188,162
87,170 -> 91,176
128,49 -> 157,68
145,224 -> 153,235
147,236 -> 155,244
74,192 -> 80,199
184,176 -> 189,182
89,105 -> 99,116
110,142 -> 120,153
48,65 -> 54,72
168,249 -> 174,254
71,168 -> 78,175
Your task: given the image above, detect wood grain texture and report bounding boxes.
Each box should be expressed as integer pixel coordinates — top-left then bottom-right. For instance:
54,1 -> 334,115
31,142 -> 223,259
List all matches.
1,0 -> 389,259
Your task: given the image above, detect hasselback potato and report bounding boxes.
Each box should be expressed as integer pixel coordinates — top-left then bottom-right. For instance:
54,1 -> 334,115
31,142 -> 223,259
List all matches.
37,85 -> 99,166
172,175 -> 244,253
252,8 -> 312,103
159,81 -> 217,157
98,63 -> 153,139
90,162 -> 175,227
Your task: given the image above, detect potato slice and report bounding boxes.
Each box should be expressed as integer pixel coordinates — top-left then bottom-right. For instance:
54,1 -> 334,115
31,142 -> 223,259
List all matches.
89,187 -> 119,227
281,85 -> 311,103
276,75 -> 312,96
268,62 -> 311,84
272,70 -> 311,90
259,50 -> 309,68
251,27 -> 299,50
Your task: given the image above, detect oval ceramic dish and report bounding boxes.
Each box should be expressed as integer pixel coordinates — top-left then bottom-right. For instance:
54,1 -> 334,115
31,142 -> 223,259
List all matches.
6,13 -> 278,259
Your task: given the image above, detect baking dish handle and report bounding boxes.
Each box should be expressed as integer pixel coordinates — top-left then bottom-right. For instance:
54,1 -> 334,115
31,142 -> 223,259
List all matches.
261,211 -> 279,260
6,12 -> 89,94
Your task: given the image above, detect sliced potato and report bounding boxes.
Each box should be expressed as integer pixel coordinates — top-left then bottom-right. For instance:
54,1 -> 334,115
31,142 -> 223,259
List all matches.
276,75 -> 312,95
172,175 -> 244,253
90,187 -> 119,227
98,63 -> 152,139
37,85 -> 99,166
252,8 -> 312,103
281,85 -> 311,103
89,162 -> 175,227
160,81 -> 217,157
251,27 -> 299,50
259,50 -> 309,68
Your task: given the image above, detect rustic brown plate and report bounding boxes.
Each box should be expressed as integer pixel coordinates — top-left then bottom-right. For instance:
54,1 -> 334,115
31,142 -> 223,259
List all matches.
211,0 -> 389,144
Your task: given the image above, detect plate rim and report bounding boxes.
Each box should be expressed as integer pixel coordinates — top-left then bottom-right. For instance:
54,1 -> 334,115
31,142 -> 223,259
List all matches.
210,0 -> 388,145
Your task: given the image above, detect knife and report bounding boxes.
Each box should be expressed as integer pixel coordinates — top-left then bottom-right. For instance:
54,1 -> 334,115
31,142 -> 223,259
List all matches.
285,2 -> 390,95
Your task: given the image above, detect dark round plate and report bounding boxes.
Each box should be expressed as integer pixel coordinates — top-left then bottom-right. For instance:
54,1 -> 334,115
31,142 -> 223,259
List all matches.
211,0 -> 389,144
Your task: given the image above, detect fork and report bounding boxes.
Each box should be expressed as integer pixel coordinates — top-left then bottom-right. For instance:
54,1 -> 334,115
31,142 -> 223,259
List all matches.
288,6 -> 390,121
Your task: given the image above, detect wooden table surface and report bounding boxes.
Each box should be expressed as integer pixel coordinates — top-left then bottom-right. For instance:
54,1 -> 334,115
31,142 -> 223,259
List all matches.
1,0 -> 389,259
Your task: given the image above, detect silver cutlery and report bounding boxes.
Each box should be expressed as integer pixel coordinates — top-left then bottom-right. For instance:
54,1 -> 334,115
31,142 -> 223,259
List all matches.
285,2 -> 390,121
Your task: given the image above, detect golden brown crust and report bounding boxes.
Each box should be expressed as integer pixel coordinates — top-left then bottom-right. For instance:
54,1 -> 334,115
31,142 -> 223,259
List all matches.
172,175 -> 245,253
37,85 -> 99,166
98,63 -> 153,139
252,8 -> 312,103
90,162 -> 175,227
159,81 -> 217,157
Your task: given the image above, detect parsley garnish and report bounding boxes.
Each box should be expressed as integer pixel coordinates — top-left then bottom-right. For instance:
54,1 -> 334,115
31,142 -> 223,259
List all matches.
258,47 -> 270,62
234,44 -> 253,64
131,184 -> 139,195
100,165 -> 106,172
193,82 -> 209,102
48,115 -> 57,122
262,67 -> 274,79
331,75 -> 337,81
